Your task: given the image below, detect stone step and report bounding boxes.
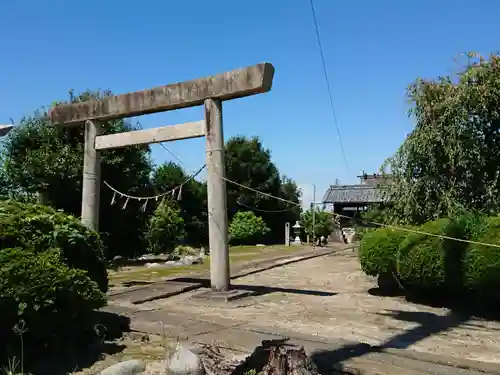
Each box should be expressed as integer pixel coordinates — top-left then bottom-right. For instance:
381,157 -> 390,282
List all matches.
382,348 -> 500,375
342,351 -> 488,375
294,340 -> 494,375
111,280 -> 202,304
333,356 -> 432,375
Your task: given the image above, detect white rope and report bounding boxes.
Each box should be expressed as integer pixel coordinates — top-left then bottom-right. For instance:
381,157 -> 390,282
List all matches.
103,164 -> 206,205
211,167 -> 500,250
103,142 -> 500,249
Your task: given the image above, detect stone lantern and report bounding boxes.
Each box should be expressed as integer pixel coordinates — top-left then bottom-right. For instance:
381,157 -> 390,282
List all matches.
292,221 -> 302,245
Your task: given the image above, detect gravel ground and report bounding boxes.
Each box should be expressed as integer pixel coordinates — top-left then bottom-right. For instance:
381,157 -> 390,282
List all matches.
145,251 -> 500,364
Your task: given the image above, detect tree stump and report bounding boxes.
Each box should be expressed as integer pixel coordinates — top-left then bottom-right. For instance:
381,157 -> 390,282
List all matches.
260,344 -> 320,375
197,340 -> 320,375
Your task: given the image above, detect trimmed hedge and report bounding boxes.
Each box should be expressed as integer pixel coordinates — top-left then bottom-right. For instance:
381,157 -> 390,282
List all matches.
0,200 -> 108,292
0,248 -> 106,354
464,216 -> 500,296
359,228 -> 407,277
398,219 -> 447,291
359,213 -> 500,301
396,217 -> 472,293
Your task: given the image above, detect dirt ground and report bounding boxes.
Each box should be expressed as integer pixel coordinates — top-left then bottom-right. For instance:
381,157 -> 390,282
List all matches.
141,251 -> 500,365
73,245 -> 332,375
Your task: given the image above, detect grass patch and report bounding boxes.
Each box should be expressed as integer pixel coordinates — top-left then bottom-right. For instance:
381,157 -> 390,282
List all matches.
110,264 -> 205,283
110,245 -> 301,285
229,245 -> 292,253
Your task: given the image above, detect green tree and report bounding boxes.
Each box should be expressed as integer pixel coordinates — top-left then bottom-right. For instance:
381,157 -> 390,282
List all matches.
229,211 -> 270,245
385,53 -> 500,224
277,176 -> 302,225
301,208 -> 334,239
146,201 -> 186,254
0,162 -> 10,199
225,136 -> 301,242
151,162 -> 207,245
2,90 -> 154,258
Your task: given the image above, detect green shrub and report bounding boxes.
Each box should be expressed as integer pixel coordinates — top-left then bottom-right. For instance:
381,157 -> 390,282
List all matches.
0,200 -> 108,292
146,201 -> 185,254
397,218 -> 470,292
356,227 -> 374,241
0,248 -> 106,354
229,211 -> 270,245
464,216 -> 500,296
300,209 -> 334,239
359,228 -> 407,277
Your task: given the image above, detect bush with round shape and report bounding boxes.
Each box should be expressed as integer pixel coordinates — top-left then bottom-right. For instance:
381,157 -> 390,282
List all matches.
359,227 -> 407,277
0,200 -> 108,292
146,201 -> 186,254
396,217 -> 470,293
464,216 -> 500,297
229,211 -> 270,245
0,248 -> 106,357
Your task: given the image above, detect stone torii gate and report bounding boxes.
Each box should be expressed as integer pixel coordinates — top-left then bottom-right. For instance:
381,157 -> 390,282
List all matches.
49,63 -> 275,293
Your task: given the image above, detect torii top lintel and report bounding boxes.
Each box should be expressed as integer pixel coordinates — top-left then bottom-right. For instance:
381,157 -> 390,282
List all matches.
49,63 -> 275,126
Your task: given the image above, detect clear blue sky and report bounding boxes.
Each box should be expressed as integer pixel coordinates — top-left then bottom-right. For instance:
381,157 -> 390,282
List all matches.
1,0 -> 500,208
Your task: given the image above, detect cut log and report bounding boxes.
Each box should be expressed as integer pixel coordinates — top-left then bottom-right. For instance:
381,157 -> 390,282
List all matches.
196,340 -> 320,375
195,344 -> 241,375
260,344 -> 320,375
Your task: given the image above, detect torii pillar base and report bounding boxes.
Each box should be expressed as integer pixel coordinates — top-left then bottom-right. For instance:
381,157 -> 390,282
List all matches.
191,288 -> 254,304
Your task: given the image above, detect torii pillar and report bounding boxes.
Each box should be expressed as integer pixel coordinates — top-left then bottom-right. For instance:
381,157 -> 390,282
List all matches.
49,63 -> 275,293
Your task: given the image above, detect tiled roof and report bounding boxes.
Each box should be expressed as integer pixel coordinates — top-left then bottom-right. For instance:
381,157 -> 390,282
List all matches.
322,184 -> 387,204
0,124 -> 14,137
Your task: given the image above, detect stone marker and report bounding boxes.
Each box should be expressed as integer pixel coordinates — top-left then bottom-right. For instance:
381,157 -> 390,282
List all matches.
99,360 -> 146,375
167,343 -> 205,375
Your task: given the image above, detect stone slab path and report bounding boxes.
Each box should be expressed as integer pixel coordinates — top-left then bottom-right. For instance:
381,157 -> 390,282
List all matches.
110,281 -> 202,304
108,245 -> 344,304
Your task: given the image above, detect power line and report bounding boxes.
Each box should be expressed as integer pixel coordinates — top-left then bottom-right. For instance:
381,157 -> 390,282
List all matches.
134,121 -> 194,172
309,0 -> 349,170
236,200 -> 298,213
219,174 -> 299,207
138,138 -> 299,215
158,142 -> 189,169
